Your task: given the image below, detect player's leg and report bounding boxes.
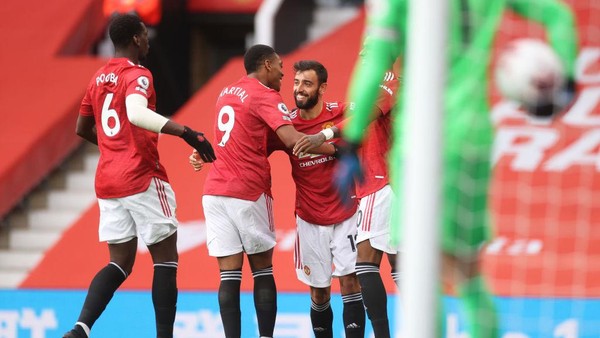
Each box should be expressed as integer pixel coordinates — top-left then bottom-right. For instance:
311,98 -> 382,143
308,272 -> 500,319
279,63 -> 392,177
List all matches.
147,233 -> 179,338
128,177 -> 180,338
248,249 -> 277,338
356,242 -> 390,338
63,198 -> 137,338
442,254 -> 498,338
355,186 -> 395,338
239,194 -> 278,338
217,253 -> 244,338
333,213 -> 365,338
294,216 -> 336,338
338,274 -> 365,338
442,140 -> 498,338
308,286 -> 334,338
204,195 -> 248,338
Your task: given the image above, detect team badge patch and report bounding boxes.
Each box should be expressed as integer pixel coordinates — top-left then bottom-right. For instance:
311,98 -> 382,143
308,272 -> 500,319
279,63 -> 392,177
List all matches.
303,265 -> 311,276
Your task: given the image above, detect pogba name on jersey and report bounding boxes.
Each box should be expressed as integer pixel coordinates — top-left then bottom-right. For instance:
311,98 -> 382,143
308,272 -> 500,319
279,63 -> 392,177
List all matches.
96,72 -> 118,86
219,86 -> 248,103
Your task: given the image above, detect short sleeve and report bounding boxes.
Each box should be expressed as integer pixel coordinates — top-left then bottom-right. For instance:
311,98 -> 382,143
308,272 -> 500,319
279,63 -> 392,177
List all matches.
79,82 -> 94,117
375,76 -> 399,116
125,68 -> 154,100
257,91 -> 293,131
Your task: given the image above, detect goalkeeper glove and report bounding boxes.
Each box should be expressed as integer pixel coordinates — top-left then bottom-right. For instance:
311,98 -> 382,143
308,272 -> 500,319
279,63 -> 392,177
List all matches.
334,141 -> 363,206
181,126 -> 216,163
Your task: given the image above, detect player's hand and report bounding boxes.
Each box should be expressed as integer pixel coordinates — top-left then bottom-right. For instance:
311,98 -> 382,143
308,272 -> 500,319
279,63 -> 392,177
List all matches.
293,133 -> 326,157
525,78 -> 576,118
189,150 -> 204,172
181,126 -> 216,163
334,141 -> 363,206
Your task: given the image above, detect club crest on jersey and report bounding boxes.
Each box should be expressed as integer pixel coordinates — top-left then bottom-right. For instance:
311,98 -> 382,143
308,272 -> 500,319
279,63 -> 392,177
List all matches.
303,265 -> 311,276
322,121 -> 335,129
136,76 -> 150,94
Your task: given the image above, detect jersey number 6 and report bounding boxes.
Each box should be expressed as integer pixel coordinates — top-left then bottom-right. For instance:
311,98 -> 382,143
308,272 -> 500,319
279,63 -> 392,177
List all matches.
101,93 -> 121,137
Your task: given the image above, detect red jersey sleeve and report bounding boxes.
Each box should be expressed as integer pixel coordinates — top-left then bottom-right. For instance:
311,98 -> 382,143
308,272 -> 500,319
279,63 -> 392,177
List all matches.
79,81 -> 94,117
375,71 -> 399,116
255,91 -> 293,132
124,67 -> 154,100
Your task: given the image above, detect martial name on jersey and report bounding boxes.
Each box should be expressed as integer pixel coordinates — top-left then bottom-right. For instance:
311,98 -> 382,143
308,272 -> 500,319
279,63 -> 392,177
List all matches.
219,86 -> 248,103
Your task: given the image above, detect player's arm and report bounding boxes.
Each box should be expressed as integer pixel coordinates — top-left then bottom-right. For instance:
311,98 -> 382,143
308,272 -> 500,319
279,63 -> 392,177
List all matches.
76,115 -> 98,145
293,102 -> 389,156
292,125 -> 340,156
125,93 -> 216,162
275,124 -> 336,156
344,0 -> 404,145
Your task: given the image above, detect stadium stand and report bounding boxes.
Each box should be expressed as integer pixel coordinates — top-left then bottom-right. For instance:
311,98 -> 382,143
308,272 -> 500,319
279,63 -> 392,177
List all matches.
0,0 -> 106,219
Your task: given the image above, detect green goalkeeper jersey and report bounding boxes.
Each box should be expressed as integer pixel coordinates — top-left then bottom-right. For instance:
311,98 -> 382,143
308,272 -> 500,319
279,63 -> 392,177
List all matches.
344,0 -> 577,253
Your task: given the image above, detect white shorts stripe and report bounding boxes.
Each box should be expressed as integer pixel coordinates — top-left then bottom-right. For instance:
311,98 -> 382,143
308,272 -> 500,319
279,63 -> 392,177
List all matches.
154,177 -> 171,217
98,178 -> 178,245
266,196 -> 274,232
356,185 -> 397,254
294,231 -> 302,270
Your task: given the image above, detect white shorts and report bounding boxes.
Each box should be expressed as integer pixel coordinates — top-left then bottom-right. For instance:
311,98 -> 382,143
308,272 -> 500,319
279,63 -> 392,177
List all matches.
294,212 -> 359,288
98,177 -> 178,245
203,194 -> 276,257
356,184 -> 398,254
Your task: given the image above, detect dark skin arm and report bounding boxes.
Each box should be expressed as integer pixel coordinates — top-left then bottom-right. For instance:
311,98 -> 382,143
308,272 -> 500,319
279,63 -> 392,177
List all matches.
75,115 -> 98,145
293,107 -> 384,155
276,124 -> 335,156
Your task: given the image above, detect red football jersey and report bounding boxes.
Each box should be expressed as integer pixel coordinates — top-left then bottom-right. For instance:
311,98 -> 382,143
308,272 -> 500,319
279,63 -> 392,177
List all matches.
203,76 -> 293,201
356,71 -> 400,198
79,58 -> 168,199
287,102 -> 358,225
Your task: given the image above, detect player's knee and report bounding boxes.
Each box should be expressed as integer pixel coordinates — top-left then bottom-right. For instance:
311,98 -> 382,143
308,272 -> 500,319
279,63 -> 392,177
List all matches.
357,241 -> 383,264
310,287 -> 331,305
442,253 -> 480,284
339,274 -> 361,294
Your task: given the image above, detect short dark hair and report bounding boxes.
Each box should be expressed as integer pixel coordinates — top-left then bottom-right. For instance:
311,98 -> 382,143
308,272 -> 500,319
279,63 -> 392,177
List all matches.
293,60 -> 328,85
109,14 -> 144,49
244,44 -> 277,74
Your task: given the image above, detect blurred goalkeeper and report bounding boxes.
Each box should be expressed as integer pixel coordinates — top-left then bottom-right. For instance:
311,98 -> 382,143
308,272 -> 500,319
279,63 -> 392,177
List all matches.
339,0 -> 578,337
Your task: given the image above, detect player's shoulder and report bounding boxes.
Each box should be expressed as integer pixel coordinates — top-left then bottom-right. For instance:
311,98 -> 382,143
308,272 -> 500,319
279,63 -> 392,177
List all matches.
324,101 -> 343,112
233,76 -> 282,102
324,101 -> 348,116
124,63 -> 152,81
379,72 -> 399,96
382,71 -> 396,82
